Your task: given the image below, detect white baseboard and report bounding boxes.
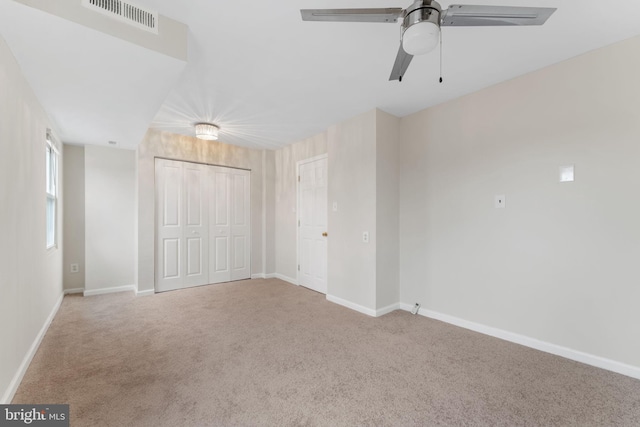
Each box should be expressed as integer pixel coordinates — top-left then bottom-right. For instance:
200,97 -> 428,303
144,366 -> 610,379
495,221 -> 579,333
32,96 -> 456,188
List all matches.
254,272 -> 296,285
251,273 -> 278,280
327,294 -> 377,317
274,273 -> 297,286
376,302 -> 401,317
399,303 -> 640,380
63,288 -> 83,295
326,297 -> 399,318
135,288 -> 154,297
83,284 -> 136,297
1,292 -> 63,404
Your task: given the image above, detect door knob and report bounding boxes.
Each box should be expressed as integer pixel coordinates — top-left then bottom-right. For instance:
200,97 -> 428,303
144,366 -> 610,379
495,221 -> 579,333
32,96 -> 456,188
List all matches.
322,232 -> 328,237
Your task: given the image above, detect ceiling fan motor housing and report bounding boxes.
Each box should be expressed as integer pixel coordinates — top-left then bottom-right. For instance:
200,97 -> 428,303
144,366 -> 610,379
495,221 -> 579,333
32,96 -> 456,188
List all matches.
403,0 -> 441,28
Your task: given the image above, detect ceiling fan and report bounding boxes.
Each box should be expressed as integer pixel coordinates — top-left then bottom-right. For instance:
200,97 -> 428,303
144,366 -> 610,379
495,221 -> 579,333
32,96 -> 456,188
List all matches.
301,1 -> 556,82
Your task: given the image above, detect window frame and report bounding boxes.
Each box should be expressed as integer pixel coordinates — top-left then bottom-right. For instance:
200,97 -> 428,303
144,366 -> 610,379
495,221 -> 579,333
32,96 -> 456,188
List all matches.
46,132 -> 59,250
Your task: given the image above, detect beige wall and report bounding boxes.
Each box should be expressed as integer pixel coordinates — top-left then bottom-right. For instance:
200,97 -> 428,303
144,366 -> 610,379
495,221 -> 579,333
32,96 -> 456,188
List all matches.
137,129 -> 266,293
399,35 -> 640,367
62,144 -> 85,291
0,35 -> 63,403
85,146 -> 137,293
274,132 -> 328,281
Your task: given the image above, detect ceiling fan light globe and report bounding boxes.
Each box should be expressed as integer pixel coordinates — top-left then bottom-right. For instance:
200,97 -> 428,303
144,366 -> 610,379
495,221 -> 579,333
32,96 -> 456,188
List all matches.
402,21 -> 440,55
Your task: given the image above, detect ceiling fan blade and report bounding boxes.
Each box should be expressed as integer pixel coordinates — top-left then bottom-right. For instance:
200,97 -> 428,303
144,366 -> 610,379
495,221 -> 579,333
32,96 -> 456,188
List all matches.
301,8 -> 404,23
389,44 -> 414,81
441,5 -> 556,26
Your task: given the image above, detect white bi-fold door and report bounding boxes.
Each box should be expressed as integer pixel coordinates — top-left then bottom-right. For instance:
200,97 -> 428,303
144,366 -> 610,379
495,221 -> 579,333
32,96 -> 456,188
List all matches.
155,159 -> 250,293
155,159 -> 209,292
298,155 -> 328,294
209,166 -> 251,284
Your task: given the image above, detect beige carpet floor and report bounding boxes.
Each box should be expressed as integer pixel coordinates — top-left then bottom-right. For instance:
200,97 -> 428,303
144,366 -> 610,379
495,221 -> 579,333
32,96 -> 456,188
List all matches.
12,278 -> 640,426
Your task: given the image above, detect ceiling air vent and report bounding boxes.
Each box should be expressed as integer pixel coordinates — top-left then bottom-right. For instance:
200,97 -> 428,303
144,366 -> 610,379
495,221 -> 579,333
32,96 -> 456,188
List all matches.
82,0 -> 158,34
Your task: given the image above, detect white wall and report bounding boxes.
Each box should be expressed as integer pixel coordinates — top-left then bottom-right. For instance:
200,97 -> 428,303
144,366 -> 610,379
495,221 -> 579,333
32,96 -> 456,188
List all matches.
137,129 -> 267,293
375,110 -> 400,310
274,109 -> 400,314
399,35 -> 640,368
63,144 -> 85,291
0,35 -> 63,403
274,132 -> 328,281
327,110 -> 377,310
264,150 -> 276,275
85,145 -> 137,293
15,0 -> 188,61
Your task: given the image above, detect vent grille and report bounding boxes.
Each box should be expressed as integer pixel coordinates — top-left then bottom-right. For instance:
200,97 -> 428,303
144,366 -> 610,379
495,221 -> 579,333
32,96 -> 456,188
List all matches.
82,0 -> 158,34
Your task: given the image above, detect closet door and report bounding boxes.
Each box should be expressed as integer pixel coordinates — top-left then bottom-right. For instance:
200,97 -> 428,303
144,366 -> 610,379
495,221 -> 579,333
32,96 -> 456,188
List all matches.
209,167 -> 251,283
209,167 -> 231,283
230,169 -> 251,281
155,159 -> 209,292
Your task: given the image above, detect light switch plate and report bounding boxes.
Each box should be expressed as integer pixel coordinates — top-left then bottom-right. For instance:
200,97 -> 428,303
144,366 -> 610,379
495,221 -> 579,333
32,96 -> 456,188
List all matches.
559,165 -> 574,182
332,202 -> 338,212
494,195 -> 506,209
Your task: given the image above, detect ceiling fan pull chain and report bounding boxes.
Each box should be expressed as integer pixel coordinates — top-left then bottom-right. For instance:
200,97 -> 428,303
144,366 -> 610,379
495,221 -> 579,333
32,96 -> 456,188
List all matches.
399,24 -> 404,82
439,29 -> 443,83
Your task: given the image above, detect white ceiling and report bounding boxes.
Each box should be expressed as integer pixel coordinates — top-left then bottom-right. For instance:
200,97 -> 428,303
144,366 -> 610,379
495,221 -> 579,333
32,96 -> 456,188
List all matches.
0,0 -> 186,149
2,0 -> 640,150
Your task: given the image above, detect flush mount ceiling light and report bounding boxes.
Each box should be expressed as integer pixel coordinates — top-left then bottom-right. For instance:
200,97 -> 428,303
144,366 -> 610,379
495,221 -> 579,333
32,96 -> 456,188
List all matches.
194,123 -> 219,140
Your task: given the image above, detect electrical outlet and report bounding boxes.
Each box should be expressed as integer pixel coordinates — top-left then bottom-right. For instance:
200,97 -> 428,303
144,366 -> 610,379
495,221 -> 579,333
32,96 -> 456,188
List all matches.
362,231 -> 369,243
70,263 -> 79,273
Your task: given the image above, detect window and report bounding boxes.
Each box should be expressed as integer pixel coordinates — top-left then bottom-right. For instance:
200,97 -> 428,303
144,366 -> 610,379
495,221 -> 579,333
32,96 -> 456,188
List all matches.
46,132 -> 58,249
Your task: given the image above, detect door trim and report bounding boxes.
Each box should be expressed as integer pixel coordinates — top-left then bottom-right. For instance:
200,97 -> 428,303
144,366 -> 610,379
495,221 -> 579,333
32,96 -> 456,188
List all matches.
295,153 -> 328,289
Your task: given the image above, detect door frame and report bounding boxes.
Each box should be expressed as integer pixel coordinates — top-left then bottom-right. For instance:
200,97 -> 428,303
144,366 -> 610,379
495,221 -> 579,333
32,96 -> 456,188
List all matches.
295,153 -> 328,289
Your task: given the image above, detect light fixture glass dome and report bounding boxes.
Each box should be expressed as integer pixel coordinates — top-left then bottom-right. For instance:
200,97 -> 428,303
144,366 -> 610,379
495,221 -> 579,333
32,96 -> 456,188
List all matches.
195,123 -> 219,140
402,21 -> 440,56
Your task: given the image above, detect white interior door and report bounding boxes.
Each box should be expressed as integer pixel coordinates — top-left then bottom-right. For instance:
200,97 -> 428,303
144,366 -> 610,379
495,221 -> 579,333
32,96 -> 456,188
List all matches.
209,167 -> 231,283
155,158 -> 209,292
230,169 -> 251,280
298,156 -> 328,294
209,167 -> 251,284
